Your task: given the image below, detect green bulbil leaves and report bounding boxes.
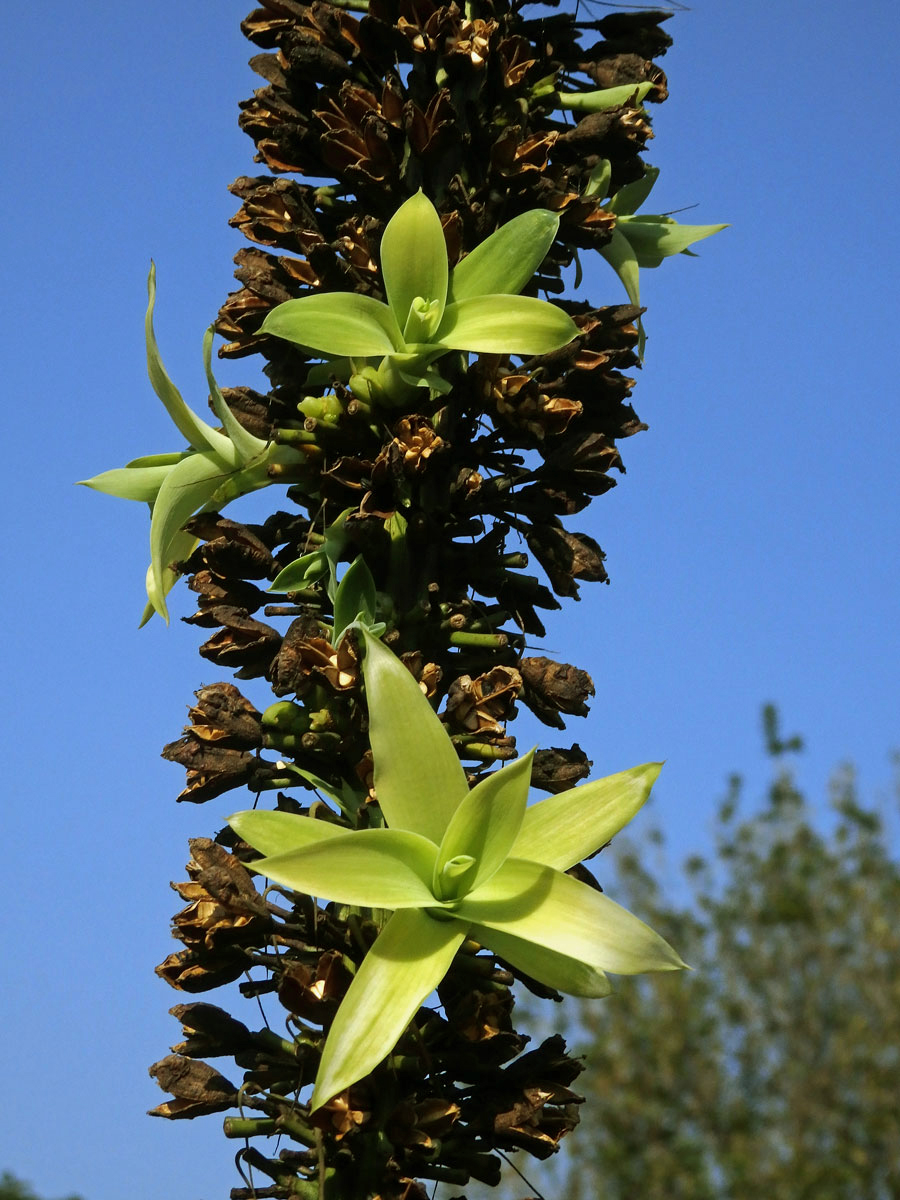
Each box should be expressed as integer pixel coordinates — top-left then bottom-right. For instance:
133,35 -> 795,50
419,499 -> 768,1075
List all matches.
454,857 -> 686,977
143,263 -> 236,463
332,556 -> 380,646
229,630 -> 684,1109
380,188 -> 448,338
228,809 -> 349,858
259,191 -> 577,406
511,761 -> 662,872
260,292 -> 404,357
248,829 -> 440,909
597,164 -> 728,356
269,508 -> 353,595
433,295 -> 579,355
361,628 -> 468,844
615,217 -> 728,269
606,165 -> 661,217
81,267 -> 298,622
310,909 -> 467,1113
433,749 -> 533,901
81,452 -> 192,503
465,923 -> 612,998
447,209 -> 560,303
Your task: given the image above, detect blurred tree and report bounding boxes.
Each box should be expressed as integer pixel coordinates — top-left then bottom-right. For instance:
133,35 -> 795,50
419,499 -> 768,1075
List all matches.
558,707 -> 900,1200
0,1173 -> 82,1200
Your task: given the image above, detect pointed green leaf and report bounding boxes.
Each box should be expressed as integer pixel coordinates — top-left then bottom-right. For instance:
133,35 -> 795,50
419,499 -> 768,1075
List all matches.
127,452 -> 192,469
433,295 -> 579,355
606,165 -> 660,216
619,218 -> 728,268
510,762 -> 662,872
599,226 -> 641,306
456,857 -> 686,976
448,209 -> 560,303
202,326 -> 270,462
248,828 -> 439,908
78,459 -> 183,503
434,750 -> 533,900
380,191 -> 449,334
261,293 -> 405,357
149,450 -> 232,618
269,550 -> 328,593
140,525 -> 200,625
333,556 -> 378,646
396,364 -> 454,395
361,629 -> 469,844
228,809 -> 350,858
145,264 -> 235,461
468,922 -> 612,997
310,908 -> 467,1110
306,358 -> 355,386
583,159 -> 612,200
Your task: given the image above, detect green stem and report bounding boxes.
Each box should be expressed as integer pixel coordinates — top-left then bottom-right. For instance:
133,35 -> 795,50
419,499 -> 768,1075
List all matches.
448,630 -> 508,648
224,1117 -> 278,1138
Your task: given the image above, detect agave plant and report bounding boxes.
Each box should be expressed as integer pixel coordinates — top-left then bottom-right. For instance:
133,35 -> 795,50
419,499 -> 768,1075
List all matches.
229,626 -> 685,1112
260,190 -> 579,405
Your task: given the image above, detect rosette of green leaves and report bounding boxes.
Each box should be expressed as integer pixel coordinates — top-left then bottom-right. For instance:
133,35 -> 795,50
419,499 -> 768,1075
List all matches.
259,191 -> 579,406
79,266 -> 297,623
586,163 -> 727,356
229,628 -> 685,1112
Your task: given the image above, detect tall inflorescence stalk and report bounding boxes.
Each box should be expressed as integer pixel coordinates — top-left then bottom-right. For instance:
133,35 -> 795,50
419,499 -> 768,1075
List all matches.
137,3 -> 707,1198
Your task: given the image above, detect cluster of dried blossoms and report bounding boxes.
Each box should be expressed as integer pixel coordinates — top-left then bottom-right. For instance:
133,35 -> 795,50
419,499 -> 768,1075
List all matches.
149,1 -> 676,1197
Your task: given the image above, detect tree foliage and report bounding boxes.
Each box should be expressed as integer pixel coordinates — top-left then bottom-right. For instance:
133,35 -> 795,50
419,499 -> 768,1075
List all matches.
565,707 -> 900,1200
0,1173 -> 82,1200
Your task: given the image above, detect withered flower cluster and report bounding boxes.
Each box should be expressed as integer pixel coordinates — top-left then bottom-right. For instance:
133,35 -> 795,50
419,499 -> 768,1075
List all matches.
149,2 -> 675,1197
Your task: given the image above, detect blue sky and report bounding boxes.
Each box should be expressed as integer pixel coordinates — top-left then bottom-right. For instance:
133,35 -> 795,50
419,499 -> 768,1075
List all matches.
3,2 -> 898,1197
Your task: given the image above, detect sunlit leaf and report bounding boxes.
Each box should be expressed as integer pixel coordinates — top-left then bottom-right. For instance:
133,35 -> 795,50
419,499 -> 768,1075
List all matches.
202,326 -> 269,462
599,226 -> 641,307
606,165 -> 660,216
140,525 -> 199,626
583,158 -> 612,200
228,809 -> 350,858
511,762 -> 662,871
468,922 -> 612,997
78,460 -> 181,503
380,190 -> 448,335
261,293 -> 404,357
249,828 -> 439,908
148,450 -> 231,620
434,750 -> 533,900
361,630 -> 468,844
618,218 -> 729,268
311,908 -> 467,1111
448,210 -> 560,303
456,857 -> 686,975
433,295 -> 579,355
145,264 -> 235,461
333,556 -> 378,645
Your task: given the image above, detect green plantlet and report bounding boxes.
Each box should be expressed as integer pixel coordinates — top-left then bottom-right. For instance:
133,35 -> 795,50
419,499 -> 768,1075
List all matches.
595,164 -> 728,356
229,628 -> 685,1112
259,191 -> 580,406
79,266 -> 299,623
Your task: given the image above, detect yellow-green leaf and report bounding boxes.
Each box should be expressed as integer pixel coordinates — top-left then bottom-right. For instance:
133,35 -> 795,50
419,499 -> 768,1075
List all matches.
310,908 -> 467,1111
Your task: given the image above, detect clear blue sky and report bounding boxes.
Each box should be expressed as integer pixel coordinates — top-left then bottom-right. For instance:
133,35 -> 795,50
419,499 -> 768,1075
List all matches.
3,2 -> 898,1197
